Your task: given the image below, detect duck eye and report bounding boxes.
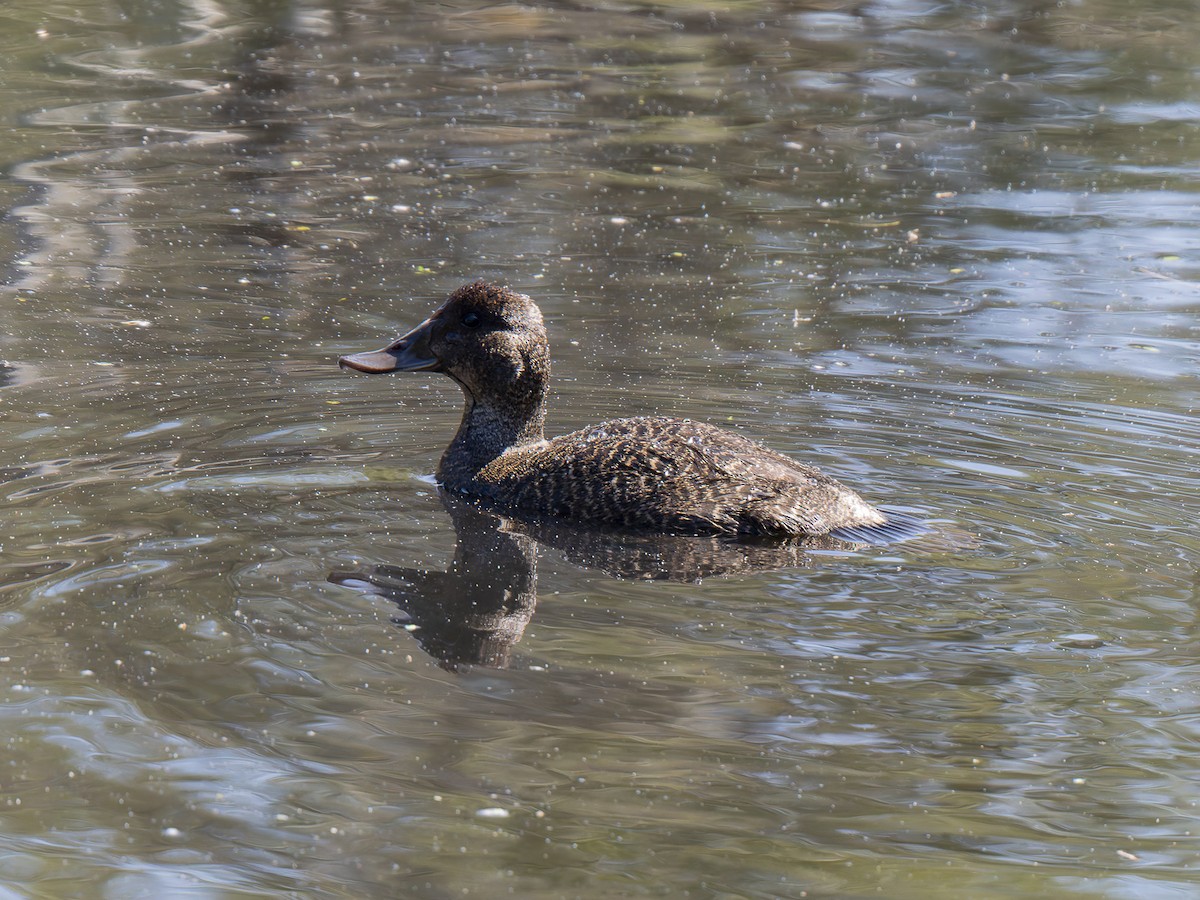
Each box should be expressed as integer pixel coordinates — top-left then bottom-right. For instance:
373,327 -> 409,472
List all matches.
461,311 -> 481,328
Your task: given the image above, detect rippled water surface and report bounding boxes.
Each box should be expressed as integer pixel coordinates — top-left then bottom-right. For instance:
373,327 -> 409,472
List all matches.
2,1 -> 1199,896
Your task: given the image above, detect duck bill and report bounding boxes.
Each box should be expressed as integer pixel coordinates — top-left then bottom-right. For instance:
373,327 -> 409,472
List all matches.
338,317 -> 441,374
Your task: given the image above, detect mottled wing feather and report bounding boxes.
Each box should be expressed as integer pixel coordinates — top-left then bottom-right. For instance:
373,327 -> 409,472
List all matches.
477,417 -> 886,536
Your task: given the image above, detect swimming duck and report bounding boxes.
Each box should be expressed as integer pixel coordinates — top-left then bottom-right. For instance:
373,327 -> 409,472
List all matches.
339,281 -> 894,537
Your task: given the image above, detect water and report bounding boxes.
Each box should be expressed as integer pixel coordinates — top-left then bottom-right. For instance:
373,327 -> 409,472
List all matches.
1,0 -> 1198,896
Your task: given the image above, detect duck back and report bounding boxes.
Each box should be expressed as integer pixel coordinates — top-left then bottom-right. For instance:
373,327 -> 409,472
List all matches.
465,416 -> 887,537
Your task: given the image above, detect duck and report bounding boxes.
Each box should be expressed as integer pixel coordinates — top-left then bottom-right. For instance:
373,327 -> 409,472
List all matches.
339,281 -> 897,538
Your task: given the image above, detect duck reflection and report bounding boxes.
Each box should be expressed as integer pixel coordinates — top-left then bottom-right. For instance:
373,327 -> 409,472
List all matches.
329,498 -> 537,670
330,493 -> 924,670
0,361 -> 31,389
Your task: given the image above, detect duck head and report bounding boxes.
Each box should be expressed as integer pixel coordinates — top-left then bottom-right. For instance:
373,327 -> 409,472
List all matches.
339,281 -> 551,461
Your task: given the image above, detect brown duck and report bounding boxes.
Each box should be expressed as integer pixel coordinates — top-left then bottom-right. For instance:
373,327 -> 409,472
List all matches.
339,281 -> 899,538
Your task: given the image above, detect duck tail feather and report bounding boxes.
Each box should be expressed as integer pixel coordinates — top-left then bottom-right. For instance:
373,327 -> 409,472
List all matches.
829,511 -> 928,545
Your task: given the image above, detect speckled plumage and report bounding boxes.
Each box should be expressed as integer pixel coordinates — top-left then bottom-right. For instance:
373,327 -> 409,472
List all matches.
340,281 -> 892,537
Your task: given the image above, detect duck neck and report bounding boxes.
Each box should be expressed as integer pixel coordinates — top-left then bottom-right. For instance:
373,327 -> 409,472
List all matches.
439,392 -> 546,488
